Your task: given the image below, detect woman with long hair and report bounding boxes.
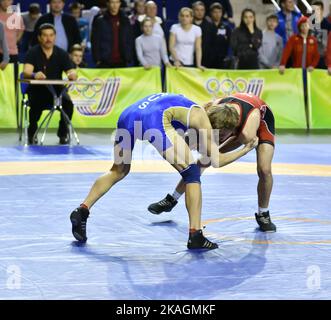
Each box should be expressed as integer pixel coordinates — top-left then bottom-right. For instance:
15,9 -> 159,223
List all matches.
231,8 -> 262,69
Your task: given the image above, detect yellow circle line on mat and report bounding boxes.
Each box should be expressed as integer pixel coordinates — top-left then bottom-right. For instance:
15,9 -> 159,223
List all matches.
0,160 -> 331,176
202,216 -> 331,245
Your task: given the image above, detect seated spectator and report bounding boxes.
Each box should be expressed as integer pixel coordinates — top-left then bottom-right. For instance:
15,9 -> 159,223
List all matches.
326,30 -> 331,75
32,0 -> 81,52
169,7 -> 203,69
145,1 -> 164,38
209,2 -> 232,69
192,1 -> 217,68
69,2 -> 90,49
311,1 -> 329,69
135,17 -> 170,70
259,15 -> 283,69
321,1 -> 331,32
279,16 -> 320,74
23,23 -> 77,145
20,3 -> 41,54
91,0 -> 134,68
70,44 -> 87,68
276,0 -> 302,46
0,21 -> 9,70
190,0 -> 234,23
231,8 -> 262,69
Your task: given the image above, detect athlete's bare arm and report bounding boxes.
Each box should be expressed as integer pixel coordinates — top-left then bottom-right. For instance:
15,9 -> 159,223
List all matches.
190,108 -> 258,168
220,109 -> 261,153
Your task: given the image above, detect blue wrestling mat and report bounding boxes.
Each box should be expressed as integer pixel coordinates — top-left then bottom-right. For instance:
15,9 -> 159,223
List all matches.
0,143 -> 330,299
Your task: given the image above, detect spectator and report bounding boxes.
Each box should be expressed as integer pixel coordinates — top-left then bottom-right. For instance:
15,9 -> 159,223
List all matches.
32,0 -> 82,52
70,44 -> 86,68
231,8 -> 262,69
91,0 -> 134,68
23,23 -> 77,145
190,0 -> 234,22
321,2 -> 331,32
327,31 -> 331,75
209,2 -> 232,69
145,1 -> 164,38
279,16 -> 320,74
169,7 -> 203,69
20,3 -> 41,54
0,0 -> 25,65
69,2 -> 90,49
129,0 -> 146,25
135,17 -> 170,70
192,1 -> 217,68
259,15 -> 283,69
276,0 -> 302,46
130,0 -> 146,39
311,1 -> 328,68
0,21 -> 9,70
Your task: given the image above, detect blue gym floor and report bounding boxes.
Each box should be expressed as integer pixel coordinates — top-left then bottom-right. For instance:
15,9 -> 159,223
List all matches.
0,138 -> 330,300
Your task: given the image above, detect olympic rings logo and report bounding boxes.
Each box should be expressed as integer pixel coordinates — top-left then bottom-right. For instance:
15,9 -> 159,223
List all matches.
69,77 -> 105,100
206,77 -> 264,97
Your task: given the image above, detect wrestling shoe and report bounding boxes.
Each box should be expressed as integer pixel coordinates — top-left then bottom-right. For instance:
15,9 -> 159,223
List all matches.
255,211 -> 276,232
148,194 -> 178,214
187,230 -> 218,250
70,206 -> 90,242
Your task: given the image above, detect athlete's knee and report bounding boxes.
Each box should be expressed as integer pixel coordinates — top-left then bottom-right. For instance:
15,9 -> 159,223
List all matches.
111,164 -> 131,180
257,165 -> 272,179
180,163 -> 201,184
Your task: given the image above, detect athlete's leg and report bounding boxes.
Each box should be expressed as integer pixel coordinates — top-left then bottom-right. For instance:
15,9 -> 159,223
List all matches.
255,142 -> 276,232
161,130 -> 201,230
256,143 -> 274,209
156,133 -> 217,249
70,142 -> 133,242
82,143 -> 132,209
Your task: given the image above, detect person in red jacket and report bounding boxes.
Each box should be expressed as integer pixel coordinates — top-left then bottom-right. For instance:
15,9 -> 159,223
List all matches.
279,16 -> 320,74
327,31 -> 331,75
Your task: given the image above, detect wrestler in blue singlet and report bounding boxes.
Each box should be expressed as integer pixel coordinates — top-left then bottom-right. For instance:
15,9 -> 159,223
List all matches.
115,93 -> 199,152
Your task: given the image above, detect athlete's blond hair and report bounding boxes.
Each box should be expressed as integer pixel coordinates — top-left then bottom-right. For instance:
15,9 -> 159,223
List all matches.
206,103 -> 239,131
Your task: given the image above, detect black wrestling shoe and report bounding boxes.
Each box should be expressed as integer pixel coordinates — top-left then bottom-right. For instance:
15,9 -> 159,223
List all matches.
148,194 -> 178,215
187,230 -> 218,250
255,211 -> 277,232
70,206 -> 90,242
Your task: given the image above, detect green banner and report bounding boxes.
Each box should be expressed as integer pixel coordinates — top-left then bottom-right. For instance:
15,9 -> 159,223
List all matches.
16,66 -> 162,129
308,69 -> 331,129
166,67 -> 307,129
0,64 -> 16,128
69,67 -> 162,128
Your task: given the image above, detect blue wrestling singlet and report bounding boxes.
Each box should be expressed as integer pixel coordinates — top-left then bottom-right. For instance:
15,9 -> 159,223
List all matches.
115,93 -> 198,152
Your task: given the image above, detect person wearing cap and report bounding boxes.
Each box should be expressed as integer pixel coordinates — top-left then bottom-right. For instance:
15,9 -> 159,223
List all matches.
279,16 -> 320,74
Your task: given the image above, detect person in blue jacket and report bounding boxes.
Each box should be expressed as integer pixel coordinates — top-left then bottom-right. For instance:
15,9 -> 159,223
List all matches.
275,0 -> 302,46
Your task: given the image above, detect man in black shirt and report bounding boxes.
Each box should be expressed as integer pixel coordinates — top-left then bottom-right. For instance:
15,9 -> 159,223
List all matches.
24,23 -> 77,145
192,1 -> 217,68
